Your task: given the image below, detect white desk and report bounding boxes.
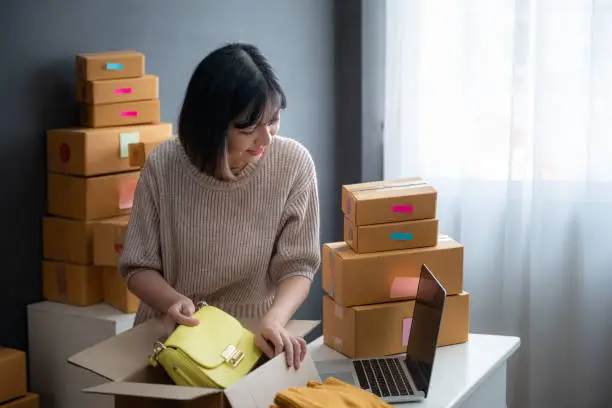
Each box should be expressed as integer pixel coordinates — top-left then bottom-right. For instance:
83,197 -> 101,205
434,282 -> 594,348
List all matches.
308,333 -> 520,408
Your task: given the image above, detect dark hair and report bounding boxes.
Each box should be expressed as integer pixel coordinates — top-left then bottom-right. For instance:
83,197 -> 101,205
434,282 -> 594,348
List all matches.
178,43 -> 287,177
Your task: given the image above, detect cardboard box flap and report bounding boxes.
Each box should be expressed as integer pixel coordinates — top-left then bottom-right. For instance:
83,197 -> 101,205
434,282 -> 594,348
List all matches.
69,317 -> 320,382
68,317 -> 170,381
83,381 -> 219,400
246,319 -> 320,338
225,351 -> 321,408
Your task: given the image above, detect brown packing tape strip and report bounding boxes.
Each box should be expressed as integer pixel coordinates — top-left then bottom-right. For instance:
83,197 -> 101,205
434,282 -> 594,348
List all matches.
128,143 -> 145,167
345,180 -> 429,215
56,263 -> 67,302
347,223 -> 354,245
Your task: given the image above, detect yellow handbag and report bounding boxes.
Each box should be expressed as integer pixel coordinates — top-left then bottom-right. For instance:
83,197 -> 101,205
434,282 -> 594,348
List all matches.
147,301 -> 263,389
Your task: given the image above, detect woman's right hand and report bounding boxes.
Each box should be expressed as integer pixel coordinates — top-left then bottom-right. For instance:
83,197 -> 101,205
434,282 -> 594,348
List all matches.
166,297 -> 200,326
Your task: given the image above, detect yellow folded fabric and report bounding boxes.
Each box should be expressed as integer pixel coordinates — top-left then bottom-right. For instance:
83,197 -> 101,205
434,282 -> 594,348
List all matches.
271,377 -> 393,408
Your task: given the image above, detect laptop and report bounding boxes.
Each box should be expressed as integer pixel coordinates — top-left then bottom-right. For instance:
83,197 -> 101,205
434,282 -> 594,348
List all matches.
315,264 -> 447,404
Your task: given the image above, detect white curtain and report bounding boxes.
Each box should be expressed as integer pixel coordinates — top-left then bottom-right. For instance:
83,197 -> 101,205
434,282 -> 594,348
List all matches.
384,1 -> 612,407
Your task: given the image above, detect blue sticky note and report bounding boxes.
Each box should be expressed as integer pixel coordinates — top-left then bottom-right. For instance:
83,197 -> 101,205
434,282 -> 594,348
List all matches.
119,132 -> 140,158
390,232 -> 413,241
106,62 -> 124,70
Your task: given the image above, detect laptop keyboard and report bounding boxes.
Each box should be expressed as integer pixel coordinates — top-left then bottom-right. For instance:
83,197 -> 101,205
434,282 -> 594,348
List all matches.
353,358 -> 413,398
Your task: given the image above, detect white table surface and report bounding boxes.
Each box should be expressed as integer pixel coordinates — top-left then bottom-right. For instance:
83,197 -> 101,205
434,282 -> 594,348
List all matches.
307,333 -> 521,408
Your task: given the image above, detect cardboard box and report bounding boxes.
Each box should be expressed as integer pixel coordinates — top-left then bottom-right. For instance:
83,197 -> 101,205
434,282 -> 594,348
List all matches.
27,302 -> 135,408
322,292 -> 470,359
342,177 -> 437,226
68,317 -> 322,408
80,99 -> 161,128
42,261 -> 104,306
0,348 -> 27,404
77,74 -> 159,105
93,216 -> 130,266
102,267 -> 139,313
322,235 -> 463,307
0,394 -> 39,408
43,217 -> 96,264
47,171 -> 140,220
76,50 -> 145,81
344,217 -> 438,253
43,216 -> 129,265
47,123 -> 172,177
128,139 -> 170,168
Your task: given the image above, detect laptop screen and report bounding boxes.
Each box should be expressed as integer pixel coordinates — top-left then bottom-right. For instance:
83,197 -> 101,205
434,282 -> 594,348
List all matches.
404,264 -> 447,396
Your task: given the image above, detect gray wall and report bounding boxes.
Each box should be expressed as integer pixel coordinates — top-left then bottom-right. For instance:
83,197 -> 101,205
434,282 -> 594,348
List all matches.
334,0 -> 385,185
0,0 -> 384,351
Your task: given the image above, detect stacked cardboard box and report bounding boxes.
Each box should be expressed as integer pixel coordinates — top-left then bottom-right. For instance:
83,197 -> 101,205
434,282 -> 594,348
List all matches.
0,347 -> 39,407
42,50 -> 173,313
322,177 -> 471,358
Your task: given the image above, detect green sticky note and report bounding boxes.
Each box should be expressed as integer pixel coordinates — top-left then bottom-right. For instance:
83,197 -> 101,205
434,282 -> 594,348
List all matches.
119,132 -> 140,158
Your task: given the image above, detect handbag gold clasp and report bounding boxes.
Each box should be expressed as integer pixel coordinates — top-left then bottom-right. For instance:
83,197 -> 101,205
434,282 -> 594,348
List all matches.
221,345 -> 245,367
148,341 -> 167,366
152,341 -> 167,358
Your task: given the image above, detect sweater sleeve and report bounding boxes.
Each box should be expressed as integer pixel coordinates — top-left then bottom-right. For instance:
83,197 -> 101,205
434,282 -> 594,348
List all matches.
118,161 -> 163,283
268,159 -> 321,285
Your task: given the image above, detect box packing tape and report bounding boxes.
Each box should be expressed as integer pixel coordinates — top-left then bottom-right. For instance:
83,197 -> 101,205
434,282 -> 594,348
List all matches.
327,245 -> 343,298
332,336 -> 343,351
334,304 -> 343,320
349,179 -> 428,193
347,223 -> 354,246
128,143 -> 145,167
345,179 -> 429,215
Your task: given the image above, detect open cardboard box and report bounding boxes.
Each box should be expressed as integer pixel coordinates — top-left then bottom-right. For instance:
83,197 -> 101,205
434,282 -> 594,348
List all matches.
68,317 -> 321,408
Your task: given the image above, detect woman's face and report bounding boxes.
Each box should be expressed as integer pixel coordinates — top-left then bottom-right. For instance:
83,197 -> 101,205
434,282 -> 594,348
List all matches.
227,110 -> 280,171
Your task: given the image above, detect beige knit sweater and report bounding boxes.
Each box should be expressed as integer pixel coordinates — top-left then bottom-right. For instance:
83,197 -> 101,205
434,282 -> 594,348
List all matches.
119,135 -> 321,326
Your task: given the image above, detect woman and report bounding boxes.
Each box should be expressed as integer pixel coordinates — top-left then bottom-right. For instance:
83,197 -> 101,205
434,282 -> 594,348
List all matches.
118,43 -> 321,370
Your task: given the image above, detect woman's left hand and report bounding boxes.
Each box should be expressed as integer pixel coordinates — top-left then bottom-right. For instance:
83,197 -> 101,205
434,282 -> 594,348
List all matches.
254,317 -> 307,370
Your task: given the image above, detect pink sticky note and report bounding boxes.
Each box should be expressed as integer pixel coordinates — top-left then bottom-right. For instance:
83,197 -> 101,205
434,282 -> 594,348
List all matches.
392,205 -> 414,213
115,87 -> 132,94
118,180 -> 137,210
120,110 -> 138,117
402,318 -> 413,346
389,277 -> 419,298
